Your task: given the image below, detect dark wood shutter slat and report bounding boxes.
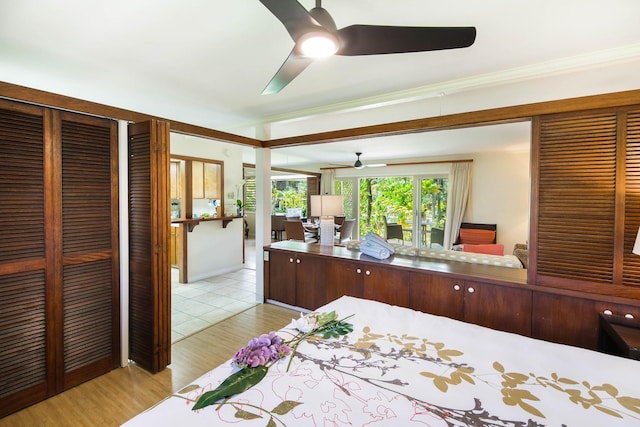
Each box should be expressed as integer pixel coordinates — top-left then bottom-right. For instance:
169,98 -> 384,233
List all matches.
62,120 -> 113,256
536,112 -> 617,283
63,261 -> 114,372
623,110 -> 640,287
0,108 -> 45,264
0,271 -> 47,399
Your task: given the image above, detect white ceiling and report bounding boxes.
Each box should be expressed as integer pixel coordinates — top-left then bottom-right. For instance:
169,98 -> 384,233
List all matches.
1,0 -> 639,169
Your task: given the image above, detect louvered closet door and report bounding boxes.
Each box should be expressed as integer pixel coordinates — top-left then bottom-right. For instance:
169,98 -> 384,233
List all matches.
623,109 -> 640,287
0,102 -> 119,417
536,112 -> 617,284
128,120 -> 171,373
0,101 -> 49,417
58,111 -> 119,390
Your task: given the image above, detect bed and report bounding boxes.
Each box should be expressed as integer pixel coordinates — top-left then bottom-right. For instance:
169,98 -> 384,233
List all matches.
124,296 -> 640,426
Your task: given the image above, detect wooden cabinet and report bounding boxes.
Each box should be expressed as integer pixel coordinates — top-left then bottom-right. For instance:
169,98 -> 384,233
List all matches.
170,226 -> 178,267
409,274 -> 464,319
362,265 -> 409,307
192,160 -> 221,199
267,251 -> 326,310
267,244 -> 531,336
409,274 -> 531,335
268,251 -> 297,306
326,259 -> 409,307
170,160 -> 182,199
326,259 -> 363,301
295,254 -> 327,310
463,280 -> 532,336
532,292 -> 640,349
264,242 -> 640,352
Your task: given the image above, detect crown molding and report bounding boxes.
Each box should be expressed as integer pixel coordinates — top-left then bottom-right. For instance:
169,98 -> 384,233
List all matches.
245,43 -> 640,128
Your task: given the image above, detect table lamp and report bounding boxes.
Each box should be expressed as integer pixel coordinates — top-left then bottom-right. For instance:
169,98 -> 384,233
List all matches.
310,194 -> 343,246
633,227 -> 640,255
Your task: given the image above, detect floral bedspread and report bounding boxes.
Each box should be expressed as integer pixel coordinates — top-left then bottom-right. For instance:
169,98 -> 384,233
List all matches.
124,296 -> 640,426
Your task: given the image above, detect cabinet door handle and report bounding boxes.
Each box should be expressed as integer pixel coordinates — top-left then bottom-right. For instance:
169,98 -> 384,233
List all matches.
625,313 -> 635,319
365,270 -> 371,276
296,259 -> 301,264
453,284 -> 461,291
603,309 -> 613,315
356,268 -> 362,274
289,258 -> 294,263
467,287 -> 475,294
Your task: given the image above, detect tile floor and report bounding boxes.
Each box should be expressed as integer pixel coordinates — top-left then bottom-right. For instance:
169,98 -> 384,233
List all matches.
171,239 -> 258,343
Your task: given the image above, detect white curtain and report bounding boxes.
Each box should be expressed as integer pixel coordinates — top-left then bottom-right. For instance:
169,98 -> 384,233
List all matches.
320,169 -> 336,195
443,162 -> 471,249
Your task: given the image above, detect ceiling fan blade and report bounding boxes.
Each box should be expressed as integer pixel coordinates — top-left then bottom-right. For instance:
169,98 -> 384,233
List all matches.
335,25 -> 476,56
259,0 -> 322,41
262,49 -> 314,95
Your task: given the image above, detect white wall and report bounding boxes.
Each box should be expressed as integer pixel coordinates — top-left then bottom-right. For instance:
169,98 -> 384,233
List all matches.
466,150 -> 530,253
171,133 -> 245,281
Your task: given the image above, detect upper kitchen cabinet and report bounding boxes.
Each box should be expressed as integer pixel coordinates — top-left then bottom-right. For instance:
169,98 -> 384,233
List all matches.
192,160 -> 221,199
170,159 -> 182,200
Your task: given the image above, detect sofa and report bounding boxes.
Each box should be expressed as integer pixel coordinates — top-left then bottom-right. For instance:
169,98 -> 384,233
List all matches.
345,240 -> 524,269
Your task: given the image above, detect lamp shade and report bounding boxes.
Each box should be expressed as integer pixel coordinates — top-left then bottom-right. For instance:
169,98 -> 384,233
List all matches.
633,227 -> 640,255
310,195 -> 343,217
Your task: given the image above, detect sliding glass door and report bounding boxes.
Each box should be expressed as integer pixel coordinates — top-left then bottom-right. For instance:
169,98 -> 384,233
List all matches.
335,175 -> 447,247
410,177 -> 447,248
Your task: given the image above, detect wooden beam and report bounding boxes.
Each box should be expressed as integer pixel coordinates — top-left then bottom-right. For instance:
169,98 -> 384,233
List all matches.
320,158 -> 473,170
0,81 -> 262,147
264,89 -> 640,148
3,81 -> 640,151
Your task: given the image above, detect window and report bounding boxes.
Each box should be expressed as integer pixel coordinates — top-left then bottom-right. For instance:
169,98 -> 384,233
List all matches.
272,178 -> 308,216
244,178 -> 256,212
335,176 -> 447,247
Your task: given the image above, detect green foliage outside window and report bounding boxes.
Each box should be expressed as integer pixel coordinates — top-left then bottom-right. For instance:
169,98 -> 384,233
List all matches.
272,179 -> 308,216
335,176 -> 447,238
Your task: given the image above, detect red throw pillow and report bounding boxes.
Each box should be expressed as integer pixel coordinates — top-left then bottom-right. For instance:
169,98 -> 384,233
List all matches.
459,229 -> 496,245
462,243 -> 504,256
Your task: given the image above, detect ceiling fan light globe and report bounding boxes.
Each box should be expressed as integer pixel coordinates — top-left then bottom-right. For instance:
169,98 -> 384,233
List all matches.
299,32 -> 338,58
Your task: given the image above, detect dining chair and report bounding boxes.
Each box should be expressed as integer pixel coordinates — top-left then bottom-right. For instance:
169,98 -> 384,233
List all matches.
284,220 -> 317,243
384,216 -> 405,245
335,219 -> 355,244
271,215 -> 286,241
430,227 -> 444,248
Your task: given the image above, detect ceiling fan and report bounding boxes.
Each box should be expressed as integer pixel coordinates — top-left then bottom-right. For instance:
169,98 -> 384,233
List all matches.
258,0 -> 476,94
353,152 -> 386,169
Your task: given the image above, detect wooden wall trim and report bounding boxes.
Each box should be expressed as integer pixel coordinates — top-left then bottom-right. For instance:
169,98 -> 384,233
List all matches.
3,81 -> 640,151
243,163 -> 322,178
264,89 -> 640,147
0,82 -> 261,148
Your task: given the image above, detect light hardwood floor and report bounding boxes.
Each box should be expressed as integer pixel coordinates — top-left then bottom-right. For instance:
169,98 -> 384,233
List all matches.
1,303 -> 298,427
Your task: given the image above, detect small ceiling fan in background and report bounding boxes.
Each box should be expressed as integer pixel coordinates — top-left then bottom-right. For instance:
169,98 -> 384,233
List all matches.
353,152 -> 386,169
258,0 -> 477,94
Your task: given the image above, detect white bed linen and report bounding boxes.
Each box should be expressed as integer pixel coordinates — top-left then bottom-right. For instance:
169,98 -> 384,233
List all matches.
124,296 -> 640,426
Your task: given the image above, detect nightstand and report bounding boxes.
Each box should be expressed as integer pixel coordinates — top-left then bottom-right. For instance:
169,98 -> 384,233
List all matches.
598,312 -> 640,360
